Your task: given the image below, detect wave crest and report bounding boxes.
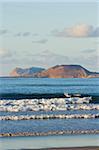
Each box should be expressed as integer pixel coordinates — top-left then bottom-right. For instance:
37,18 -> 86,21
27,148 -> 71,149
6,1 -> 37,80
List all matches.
0,98 -> 99,112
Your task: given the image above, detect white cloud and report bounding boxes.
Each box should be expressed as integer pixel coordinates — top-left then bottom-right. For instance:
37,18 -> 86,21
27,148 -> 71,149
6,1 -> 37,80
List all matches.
0,29 -> 8,35
0,48 -> 17,60
14,32 -> 31,37
0,48 -> 10,57
81,49 -> 96,53
52,24 -> 99,38
25,50 -> 70,68
32,39 -> 48,44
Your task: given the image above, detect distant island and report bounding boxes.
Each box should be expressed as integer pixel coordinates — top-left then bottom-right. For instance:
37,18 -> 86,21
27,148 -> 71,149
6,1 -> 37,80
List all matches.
10,65 -> 99,78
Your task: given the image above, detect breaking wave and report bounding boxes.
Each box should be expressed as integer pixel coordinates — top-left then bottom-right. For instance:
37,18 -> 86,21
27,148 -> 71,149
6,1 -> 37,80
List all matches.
0,98 -> 99,112
0,113 -> 99,120
0,93 -> 99,104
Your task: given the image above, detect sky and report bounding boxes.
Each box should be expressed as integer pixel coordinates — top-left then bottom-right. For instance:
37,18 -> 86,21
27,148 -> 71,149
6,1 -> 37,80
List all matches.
0,0 -> 99,76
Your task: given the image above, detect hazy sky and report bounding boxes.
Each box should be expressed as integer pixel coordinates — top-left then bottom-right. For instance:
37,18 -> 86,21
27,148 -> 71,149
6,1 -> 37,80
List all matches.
0,0 -> 99,75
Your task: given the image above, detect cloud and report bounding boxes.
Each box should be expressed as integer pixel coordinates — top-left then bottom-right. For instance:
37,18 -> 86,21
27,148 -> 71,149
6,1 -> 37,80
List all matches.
32,39 -> 48,44
51,24 -> 99,38
32,33 -> 39,36
14,32 -> 31,37
81,49 -> 96,53
0,29 -> 8,35
92,27 -> 99,37
22,32 -> 31,37
0,48 -> 12,57
25,50 -> 70,68
74,54 -> 99,72
14,32 -> 22,37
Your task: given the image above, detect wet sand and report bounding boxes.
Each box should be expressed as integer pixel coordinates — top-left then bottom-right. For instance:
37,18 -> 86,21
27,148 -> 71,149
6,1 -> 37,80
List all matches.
1,130 -> 99,137
1,134 -> 99,150
20,147 -> 99,150
45,147 -> 99,150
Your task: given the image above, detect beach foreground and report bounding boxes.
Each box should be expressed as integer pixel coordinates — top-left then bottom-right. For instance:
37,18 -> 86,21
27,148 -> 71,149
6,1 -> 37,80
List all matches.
0,134 -> 99,150
20,147 -> 99,150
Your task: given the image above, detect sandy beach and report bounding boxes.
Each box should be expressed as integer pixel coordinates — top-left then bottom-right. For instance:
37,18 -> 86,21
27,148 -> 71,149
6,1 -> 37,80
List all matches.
48,147 -> 99,150
20,147 -> 99,150
46,148 -> 99,150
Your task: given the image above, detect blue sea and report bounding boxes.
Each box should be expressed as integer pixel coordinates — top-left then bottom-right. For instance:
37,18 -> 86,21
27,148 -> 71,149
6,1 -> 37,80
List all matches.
0,77 -> 99,99
0,77 -> 99,149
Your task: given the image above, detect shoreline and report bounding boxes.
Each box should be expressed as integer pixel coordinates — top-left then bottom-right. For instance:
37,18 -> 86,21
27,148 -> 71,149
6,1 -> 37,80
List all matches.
1,114 -> 99,120
19,147 -> 99,150
1,134 -> 98,150
1,130 -> 99,137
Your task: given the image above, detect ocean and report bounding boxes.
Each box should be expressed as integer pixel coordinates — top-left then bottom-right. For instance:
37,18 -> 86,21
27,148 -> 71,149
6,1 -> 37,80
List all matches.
0,77 -> 99,99
0,77 -> 99,149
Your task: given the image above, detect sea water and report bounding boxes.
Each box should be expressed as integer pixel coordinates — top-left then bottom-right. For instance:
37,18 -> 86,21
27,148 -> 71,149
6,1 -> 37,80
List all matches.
0,78 -> 99,148
0,78 -> 99,98
0,134 -> 99,150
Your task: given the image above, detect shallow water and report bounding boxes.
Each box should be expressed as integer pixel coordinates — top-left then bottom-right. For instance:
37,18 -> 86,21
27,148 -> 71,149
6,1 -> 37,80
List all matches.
0,119 -> 99,134
0,134 -> 99,150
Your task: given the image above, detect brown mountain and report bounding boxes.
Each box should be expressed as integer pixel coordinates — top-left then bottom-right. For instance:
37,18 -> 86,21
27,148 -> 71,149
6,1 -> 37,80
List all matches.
10,67 -> 45,77
10,65 -> 99,78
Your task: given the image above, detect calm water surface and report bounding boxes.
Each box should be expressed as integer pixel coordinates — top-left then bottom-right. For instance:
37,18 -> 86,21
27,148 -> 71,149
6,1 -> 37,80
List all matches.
0,134 -> 99,150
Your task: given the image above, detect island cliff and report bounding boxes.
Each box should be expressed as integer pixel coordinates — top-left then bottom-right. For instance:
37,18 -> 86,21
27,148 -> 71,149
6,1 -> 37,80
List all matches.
10,67 -> 45,77
10,65 -> 99,78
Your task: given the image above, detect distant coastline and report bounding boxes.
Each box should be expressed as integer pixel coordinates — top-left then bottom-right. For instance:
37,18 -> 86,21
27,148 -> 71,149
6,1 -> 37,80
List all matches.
9,65 -> 99,78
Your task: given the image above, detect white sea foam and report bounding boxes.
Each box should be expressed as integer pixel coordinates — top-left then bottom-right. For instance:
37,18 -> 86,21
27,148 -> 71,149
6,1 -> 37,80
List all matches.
0,97 -> 98,112
0,113 -> 99,120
